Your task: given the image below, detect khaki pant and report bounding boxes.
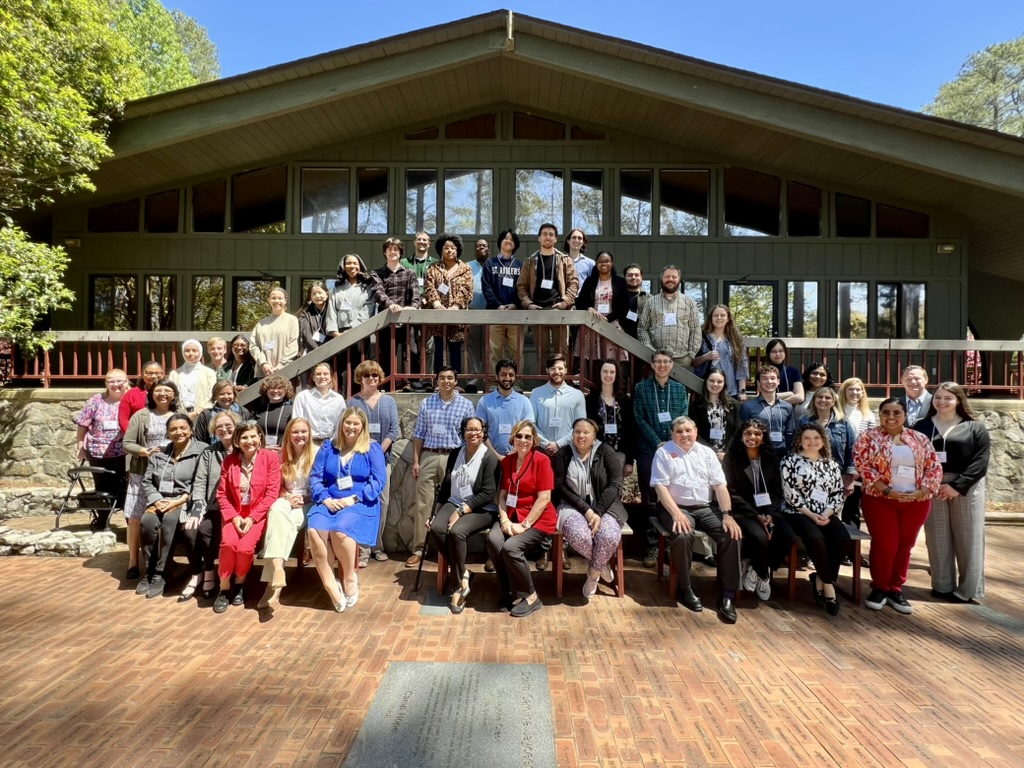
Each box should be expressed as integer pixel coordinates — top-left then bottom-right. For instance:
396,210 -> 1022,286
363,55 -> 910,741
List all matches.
412,451 -> 448,551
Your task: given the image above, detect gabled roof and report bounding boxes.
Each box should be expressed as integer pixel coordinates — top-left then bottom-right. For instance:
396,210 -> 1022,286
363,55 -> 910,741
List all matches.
63,10 -> 1024,277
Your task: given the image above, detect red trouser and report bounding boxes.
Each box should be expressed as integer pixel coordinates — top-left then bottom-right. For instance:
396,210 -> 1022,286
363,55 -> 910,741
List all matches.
219,518 -> 266,580
861,494 -> 931,593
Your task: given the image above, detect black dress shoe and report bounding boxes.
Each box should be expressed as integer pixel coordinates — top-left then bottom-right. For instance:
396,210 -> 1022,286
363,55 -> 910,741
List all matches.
536,553 -> 549,571
126,565 -> 140,580
213,593 -> 231,614
717,596 -> 737,624
231,586 -> 245,606
679,586 -> 703,612
824,596 -> 841,616
809,573 -> 825,607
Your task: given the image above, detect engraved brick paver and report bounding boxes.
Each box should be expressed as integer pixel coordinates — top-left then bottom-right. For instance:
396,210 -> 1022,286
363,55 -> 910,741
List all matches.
1,525 -> 1024,766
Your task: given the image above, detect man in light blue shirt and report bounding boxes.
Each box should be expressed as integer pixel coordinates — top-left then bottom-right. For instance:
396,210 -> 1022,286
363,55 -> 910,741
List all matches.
530,353 -> 586,455
477,359 -> 534,457
465,238 -> 490,390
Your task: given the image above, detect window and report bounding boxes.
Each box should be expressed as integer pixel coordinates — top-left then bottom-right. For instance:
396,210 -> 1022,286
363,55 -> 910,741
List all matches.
683,282 -> 708,321
724,168 -> 780,236
405,126 -> 439,141
877,205 -> 929,238
570,170 -> 603,235
445,114 -> 496,140
233,277 -> 284,332
620,170 -> 652,236
837,282 -> 868,339
145,190 -> 179,233
513,112 -> 565,140
660,170 -> 709,236
785,281 -> 818,337
786,182 -> 821,237
878,283 -> 926,339
301,168 -> 350,234
192,276 -> 224,331
232,166 -> 286,233
88,200 -> 140,233
356,168 -> 389,234
90,275 -> 137,330
836,194 -> 871,237
406,169 -> 437,235
444,169 -> 492,234
725,282 -> 777,337
145,276 -> 176,330
515,170 -> 563,235
193,179 -> 226,233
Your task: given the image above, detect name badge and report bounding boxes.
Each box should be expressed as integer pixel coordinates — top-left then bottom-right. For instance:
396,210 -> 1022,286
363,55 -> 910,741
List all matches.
597,302 -> 610,314
313,332 -> 326,343
337,476 -> 354,490
241,491 -> 251,505
265,435 -> 278,447
159,480 -> 174,494
264,340 -> 276,350
506,493 -> 518,509
754,493 -> 772,508
769,431 -> 783,443
502,276 -> 514,288
936,451 -> 948,463
709,428 -> 725,440
604,423 -> 618,435
810,488 -> 828,504
458,484 -> 473,500
626,310 -> 638,322
499,422 -> 512,434
417,277 -> 425,288
549,416 -> 562,428
657,411 -> 671,423
540,278 -> 554,290
369,422 -> 381,434
438,283 -> 450,295
664,312 -> 677,326
431,423 -> 446,435
896,465 -> 915,479
102,420 -> 119,431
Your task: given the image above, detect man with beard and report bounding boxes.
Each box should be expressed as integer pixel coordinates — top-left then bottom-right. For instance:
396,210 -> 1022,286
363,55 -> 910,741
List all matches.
401,230 -> 437,390
477,359 -> 534,458
621,263 -> 649,340
637,265 -> 702,367
518,223 -> 579,370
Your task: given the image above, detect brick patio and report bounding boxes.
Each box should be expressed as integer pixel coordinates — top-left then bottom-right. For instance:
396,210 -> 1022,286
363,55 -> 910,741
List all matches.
2,524 -> 1023,767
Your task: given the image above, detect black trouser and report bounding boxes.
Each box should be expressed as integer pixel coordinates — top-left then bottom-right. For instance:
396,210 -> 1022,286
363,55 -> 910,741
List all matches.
141,509 -> 181,578
377,324 -> 410,380
88,455 -> 127,527
637,451 -> 659,547
428,506 -> 494,593
841,485 -> 862,529
657,503 -> 740,592
486,523 -> 548,600
182,511 -> 221,574
787,514 -> 852,585
735,512 -> 795,579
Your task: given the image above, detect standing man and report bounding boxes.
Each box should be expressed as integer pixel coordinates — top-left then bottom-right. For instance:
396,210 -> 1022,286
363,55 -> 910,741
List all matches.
481,229 -> 523,372
652,416 -> 742,624
464,238 -> 490,391
898,364 -> 932,427
477,359 -> 534,458
621,263 -> 649,340
401,230 -> 436,389
371,237 -> 421,384
634,349 -> 689,568
739,364 -> 797,456
518,223 -> 579,368
408,366 -> 475,567
637,265 -> 701,366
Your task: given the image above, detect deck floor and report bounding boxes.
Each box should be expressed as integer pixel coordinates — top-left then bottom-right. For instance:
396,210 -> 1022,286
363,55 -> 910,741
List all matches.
2,524 -> 1023,767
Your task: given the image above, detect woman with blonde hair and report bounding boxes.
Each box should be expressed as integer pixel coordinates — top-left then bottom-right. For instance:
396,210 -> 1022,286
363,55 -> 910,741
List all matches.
308,407 -> 387,611
258,417 -> 317,610
838,377 -> 876,528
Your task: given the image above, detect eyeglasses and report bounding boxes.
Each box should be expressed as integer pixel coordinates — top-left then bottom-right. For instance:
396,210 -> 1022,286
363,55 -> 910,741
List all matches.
653,359 -> 672,366
215,425 -> 235,432
363,373 -> 380,379
513,433 -> 533,440
106,380 -> 127,386
464,428 -> 483,434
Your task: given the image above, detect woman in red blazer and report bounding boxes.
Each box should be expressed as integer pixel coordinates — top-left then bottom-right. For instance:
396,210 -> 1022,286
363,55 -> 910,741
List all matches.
214,420 -> 281,613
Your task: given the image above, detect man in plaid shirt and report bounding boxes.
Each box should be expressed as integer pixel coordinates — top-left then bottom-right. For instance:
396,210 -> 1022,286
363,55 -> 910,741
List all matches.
637,265 -> 702,366
371,237 -> 421,384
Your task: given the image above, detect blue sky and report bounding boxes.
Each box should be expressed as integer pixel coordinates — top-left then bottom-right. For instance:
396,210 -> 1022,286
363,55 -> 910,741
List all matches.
170,1 -> 1024,112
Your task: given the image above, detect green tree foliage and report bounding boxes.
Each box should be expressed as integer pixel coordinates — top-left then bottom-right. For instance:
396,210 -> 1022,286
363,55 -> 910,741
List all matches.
924,37 -> 1024,136
112,0 -> 198,95
0,229 -> 75,354
171,9 -> 219,83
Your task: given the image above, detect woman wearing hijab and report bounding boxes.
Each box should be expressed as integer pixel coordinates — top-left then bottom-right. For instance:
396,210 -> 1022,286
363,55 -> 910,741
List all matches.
169,339 -> 217,418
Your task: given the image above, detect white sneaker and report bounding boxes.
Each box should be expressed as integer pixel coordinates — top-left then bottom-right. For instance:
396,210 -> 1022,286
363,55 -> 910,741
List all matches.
741,561 -> 758,592
756,573 -> 772,601
583,576 -> 598,599
601,563 -> 614,584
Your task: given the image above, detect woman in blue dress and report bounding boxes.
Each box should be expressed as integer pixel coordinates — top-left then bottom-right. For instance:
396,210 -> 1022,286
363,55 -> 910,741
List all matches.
308,406 -> 387,612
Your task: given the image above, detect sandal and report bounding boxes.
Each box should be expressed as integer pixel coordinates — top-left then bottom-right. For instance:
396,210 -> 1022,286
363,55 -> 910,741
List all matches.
372,550 -> 389,562
358,554 -> 370,569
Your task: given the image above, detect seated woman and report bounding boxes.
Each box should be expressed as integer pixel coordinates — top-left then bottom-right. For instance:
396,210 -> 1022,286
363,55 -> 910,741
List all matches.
185,410 -> 238,601
487,420 -> 557,617
250,375 -> 295,450
799,387 -> 857,494
427,416 -> 501,614
308,407 -> 387,612
258,417 -> 317,610
691,367 -> 740,461
193,380 -> 251,445
552,418 -> 626,600
169,339 -> 217,417
722,418 -> 796,601
780,423 -> 851,616
139,412 -> 205,599
214,421 -> 282,613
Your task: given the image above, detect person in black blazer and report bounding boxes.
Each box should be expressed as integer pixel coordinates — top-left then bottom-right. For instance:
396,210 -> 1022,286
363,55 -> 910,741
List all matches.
690,368 -> 740,460
897,364 -> 932,427
575,251 -> 631,362
721,418 -> 796,602
427,416 -> 501,614
551,418 -> 627,599
584,359 -> 636,475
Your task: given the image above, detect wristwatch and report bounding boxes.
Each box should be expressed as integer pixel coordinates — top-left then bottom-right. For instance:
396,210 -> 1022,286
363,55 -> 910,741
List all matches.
882,486 -> 892,497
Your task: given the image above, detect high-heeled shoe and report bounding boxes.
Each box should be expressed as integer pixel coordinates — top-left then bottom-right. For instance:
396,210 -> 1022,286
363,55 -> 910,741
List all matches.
333,579 -> 346,613
345,574 -> 359,609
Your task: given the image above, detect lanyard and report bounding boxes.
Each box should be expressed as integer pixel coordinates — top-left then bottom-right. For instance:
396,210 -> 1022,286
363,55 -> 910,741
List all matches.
508,450 -> 535,498
931,420 -> 961,453
655,383 -> 672,415
751,461 -> 767,496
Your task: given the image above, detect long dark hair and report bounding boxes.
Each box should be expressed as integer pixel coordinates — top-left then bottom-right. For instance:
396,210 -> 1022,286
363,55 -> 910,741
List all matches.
592,359 -> 627,400
229,334 -> 255,365
726,418 -> 776,466
698,367 -> 738,412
